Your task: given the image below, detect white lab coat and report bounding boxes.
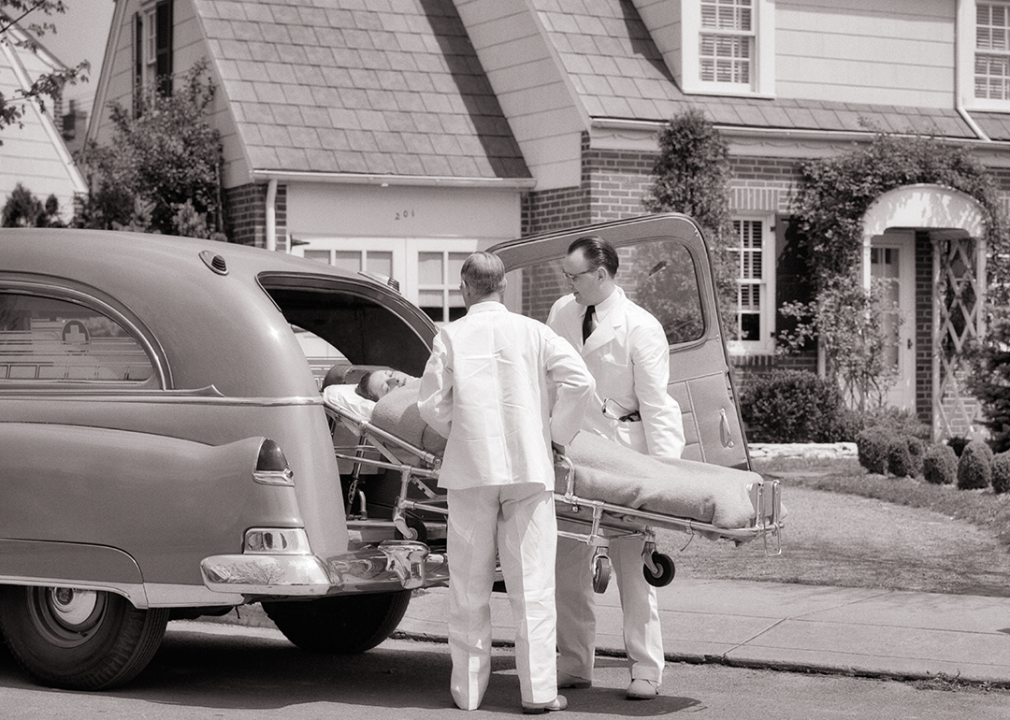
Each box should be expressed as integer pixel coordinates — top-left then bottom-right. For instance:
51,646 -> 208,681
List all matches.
418,300 -> 595,709
419,301 -> 594,490
548,286 -> 684,686
548,287 -> 684,461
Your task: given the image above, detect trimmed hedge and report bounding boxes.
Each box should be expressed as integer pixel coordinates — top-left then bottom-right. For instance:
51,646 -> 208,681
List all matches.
993,451 -> 1010,494
957,440 -> 993,490
741,370 -> 856,443
856,427 -> 891,475
923,444 -> 957,485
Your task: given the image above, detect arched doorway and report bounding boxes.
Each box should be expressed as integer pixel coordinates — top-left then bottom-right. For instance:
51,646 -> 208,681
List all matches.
862,184 -> 987,440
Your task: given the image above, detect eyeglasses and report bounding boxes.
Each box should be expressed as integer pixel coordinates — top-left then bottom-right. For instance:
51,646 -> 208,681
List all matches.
562,268 -> 596,282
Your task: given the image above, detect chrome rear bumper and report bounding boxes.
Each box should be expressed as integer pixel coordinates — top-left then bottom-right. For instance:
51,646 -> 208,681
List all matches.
200,540 -> 448,597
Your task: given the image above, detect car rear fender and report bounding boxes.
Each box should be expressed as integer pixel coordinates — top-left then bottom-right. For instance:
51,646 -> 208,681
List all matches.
0,423 -> 304,590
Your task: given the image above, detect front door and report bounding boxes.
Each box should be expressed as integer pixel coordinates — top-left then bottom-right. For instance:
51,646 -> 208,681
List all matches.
870,231 -> 916,411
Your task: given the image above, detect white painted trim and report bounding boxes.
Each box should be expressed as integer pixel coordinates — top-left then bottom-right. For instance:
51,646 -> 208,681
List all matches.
251,169 -> 536,190
863,184 -> 987,240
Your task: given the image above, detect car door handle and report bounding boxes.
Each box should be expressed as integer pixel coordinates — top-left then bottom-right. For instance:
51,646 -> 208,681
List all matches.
719,408 -> 735,449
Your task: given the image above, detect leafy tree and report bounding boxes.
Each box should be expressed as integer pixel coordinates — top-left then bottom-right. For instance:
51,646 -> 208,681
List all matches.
966,306 -> 1010,452
1,2 -> 89,144
1,182 -> 62,227
74,60 -> 225,239
644,107 -> 736,329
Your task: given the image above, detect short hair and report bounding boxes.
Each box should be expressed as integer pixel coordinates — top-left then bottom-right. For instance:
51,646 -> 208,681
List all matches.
461,251 -> 506,297
568,236 -> 618,277
355,371 -> 379,401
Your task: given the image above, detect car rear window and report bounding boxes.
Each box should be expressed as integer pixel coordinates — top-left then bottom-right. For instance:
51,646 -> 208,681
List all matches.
0,292 -> 155,383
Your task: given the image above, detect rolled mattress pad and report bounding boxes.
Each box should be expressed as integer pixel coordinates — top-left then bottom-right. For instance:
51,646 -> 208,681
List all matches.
370,386 -> 758,529
562,433 -> 759,529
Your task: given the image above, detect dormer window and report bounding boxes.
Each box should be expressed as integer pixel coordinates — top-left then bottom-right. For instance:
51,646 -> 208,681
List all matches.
679,0 -> 774,98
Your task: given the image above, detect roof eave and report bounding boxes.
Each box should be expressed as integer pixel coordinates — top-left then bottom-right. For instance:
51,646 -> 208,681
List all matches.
250,169 -> 537,190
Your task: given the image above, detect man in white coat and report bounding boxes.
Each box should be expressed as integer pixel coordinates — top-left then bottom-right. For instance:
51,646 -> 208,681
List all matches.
547,236 -> 685,700
418,252 -> 595,714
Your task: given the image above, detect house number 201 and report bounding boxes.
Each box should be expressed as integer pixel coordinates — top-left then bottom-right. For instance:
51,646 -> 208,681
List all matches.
395,209 -> 415,220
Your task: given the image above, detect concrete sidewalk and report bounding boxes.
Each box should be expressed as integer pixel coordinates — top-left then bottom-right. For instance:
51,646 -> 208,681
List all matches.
397,578 -> 1010,686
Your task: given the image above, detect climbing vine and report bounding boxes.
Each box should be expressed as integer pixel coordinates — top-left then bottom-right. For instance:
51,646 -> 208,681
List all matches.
793,133 -> 1008,292
787,133 -> 1010,412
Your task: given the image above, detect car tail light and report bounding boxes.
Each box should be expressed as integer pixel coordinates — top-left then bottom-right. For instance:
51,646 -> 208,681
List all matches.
244,528 -> 310,554
253,439 -> 294,486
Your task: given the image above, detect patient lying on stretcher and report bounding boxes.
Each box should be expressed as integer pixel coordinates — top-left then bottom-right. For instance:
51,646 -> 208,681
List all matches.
324,370 -> 763,531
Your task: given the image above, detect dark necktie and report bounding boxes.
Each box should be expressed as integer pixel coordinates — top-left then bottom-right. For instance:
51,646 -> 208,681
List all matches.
582,305 -> 595,342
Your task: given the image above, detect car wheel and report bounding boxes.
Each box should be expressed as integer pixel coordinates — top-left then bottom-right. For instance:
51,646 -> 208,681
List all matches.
0,585 -> 169,690
262,590 -> 411,654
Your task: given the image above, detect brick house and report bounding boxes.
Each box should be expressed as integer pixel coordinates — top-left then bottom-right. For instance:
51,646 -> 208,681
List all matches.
87,0 -> 1010,439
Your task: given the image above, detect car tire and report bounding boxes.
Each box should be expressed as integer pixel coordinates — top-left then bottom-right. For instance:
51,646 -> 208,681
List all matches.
0,585 -> 169,691
262,590 -> 411,654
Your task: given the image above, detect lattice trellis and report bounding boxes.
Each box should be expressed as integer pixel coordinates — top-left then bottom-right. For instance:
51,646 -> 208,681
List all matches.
933,236 -> 985,440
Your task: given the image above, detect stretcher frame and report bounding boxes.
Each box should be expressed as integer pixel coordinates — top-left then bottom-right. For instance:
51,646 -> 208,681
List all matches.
325,399 -> 784,593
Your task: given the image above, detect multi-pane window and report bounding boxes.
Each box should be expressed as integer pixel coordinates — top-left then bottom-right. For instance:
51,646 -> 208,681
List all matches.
418,251 -> 468,325
977,2 -> 1010,99
730,220 -> 765,345
700,0 -> 753,85
305,248 -> 395,287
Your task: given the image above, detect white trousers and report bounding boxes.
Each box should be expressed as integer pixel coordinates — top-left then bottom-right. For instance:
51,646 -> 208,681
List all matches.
446,483 -> 558,710
555,532 -> 664,684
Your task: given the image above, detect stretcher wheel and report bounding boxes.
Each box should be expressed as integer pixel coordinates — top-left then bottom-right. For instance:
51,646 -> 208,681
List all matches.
592,555 -> 611,594
396,515 -> 427,542
643,552 -> 675,587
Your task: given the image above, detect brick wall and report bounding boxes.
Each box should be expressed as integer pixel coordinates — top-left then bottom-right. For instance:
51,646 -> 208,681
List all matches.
223,183 -> 287,249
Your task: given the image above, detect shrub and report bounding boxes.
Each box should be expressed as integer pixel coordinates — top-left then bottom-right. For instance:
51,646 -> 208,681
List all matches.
947,436 -> 970,457
905,436 -> 925,477
856,427 -> 892,475
923,444 -> 957,485
740,370 -> 853,443
957,440 -> 993,490
993,451 -> 1010,494
862,407 -> 931,441
886,436 -> 914,477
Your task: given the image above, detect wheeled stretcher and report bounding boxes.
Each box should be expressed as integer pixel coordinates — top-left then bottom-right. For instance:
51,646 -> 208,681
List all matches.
324,386 -> 783,595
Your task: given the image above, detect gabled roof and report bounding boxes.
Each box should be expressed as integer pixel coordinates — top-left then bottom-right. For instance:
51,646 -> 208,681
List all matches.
533,0 -> 978,140
194,0 -> 530,180
0,14 -> 86,216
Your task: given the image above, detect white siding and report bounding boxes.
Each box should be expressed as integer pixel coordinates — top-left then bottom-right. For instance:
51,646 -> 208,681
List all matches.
777,0 -> 955,107
0,42 -> 84,223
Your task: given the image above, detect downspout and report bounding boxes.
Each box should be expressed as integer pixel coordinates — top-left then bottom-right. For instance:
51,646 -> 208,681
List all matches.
265,178 -> 278,252
956,0 -> 990,142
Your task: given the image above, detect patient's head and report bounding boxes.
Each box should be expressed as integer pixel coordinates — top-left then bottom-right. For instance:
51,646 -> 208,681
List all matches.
356,369 -> 414,401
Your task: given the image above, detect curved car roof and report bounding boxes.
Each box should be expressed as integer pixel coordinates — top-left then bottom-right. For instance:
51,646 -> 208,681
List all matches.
0,229 -> 433,397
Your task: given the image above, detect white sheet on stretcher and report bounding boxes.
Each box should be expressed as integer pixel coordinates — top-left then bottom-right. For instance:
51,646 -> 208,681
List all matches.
342,384 -> 760,531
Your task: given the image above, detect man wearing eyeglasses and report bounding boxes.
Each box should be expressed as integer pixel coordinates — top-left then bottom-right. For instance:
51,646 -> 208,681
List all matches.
547,236 -> 685,701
